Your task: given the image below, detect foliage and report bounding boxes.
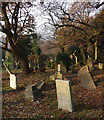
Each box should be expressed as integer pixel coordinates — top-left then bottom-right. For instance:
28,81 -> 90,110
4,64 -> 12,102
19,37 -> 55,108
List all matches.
56,52 -> 71,71
0,2 -> 36,74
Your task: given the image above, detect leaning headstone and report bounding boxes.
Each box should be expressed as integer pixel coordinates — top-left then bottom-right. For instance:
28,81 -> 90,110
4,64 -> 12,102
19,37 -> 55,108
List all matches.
3,62 -> 12,74
56,79 -> 74,112
78,66 -> 96,90
25,81 -> 44,100
10,74 -> 17,89
86,56 -> 93,71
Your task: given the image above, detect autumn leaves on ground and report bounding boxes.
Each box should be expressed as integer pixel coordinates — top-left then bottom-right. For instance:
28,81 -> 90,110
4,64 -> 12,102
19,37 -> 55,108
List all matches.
2,68 -> 104,119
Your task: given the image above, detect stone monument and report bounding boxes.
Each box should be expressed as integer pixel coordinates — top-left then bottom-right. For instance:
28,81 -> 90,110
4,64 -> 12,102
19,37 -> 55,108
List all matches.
56,79 -> 74,112
57,64 -> 63,79
10,74 -> 17,89
78,66 -> 96,90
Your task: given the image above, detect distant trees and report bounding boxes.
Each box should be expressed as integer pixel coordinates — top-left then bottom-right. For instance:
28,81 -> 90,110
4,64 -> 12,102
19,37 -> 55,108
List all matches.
41,1 -> 104,64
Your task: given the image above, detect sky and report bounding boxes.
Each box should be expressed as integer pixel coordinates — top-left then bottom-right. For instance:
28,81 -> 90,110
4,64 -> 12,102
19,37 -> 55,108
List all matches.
0,0 -> 103,40
33,0 -> 104,40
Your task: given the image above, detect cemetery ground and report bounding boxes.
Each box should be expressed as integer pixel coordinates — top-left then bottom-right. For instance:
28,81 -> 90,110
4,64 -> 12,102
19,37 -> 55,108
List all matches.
2,67 -> 104,119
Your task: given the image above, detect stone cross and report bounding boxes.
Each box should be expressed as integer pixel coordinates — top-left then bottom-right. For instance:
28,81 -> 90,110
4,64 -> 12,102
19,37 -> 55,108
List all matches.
56,79 -> 74,112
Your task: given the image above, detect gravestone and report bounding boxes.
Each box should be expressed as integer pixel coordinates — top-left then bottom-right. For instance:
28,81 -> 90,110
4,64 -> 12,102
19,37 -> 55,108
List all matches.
56,79 -> 74,112
25,81 -> 45,100
3,62 -> 11,74
86,56 -> 93,71
3,62 -> 17,89
10,74 -> 17,89
50,74 -> 55,81
98,63 -> 103,70
78,66 -> 96,90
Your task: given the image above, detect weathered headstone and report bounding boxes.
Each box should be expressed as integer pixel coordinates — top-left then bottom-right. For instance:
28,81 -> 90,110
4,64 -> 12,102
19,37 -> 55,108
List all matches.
78,66 -> 96,90
98,63 -> 103,70
56,79 -> 74,112
86,56 -> 93,71
3,62 -> 11,74
25,81 -> 45,100
50,74 -> 55,81
10,74 -> 17,89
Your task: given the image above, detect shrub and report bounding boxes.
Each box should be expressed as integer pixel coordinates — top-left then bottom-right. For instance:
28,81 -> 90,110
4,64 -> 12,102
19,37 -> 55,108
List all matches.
56,52 -> 72,71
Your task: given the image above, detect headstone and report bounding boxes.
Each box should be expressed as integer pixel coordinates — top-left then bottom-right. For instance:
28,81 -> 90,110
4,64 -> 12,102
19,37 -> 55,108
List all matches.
98,63 -> 103,70
10,74 -> 17,89
3,62 -> 11,74
78,66 -> 96,90
86,56 -> 93,71
50,75 -> 55,81
25,81 -> 44,100
56,79 -> 74,112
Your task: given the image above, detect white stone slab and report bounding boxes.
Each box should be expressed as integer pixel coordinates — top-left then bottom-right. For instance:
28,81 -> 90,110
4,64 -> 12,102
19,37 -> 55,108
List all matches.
10,74 -> 17,89
58,64 -> 60,72
3,62 -> 11,74
56,79 -> 74,112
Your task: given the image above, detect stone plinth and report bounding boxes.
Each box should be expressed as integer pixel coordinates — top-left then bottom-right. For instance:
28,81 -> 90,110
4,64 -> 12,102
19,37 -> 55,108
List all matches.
56,79 -> 74,112
57,72 -> 63,79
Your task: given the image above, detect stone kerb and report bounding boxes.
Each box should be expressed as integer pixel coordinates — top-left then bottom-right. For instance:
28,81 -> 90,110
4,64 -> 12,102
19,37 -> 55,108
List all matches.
56,79 -> 74,112
78,66 -> 96,90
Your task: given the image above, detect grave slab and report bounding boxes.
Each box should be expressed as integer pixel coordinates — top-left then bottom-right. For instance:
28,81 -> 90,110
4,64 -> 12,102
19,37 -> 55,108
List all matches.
78,66 -> 96,90
56,79 -> 74,112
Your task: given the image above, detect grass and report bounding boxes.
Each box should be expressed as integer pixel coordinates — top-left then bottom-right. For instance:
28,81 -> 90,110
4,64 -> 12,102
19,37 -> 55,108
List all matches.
2,86 -> 14,91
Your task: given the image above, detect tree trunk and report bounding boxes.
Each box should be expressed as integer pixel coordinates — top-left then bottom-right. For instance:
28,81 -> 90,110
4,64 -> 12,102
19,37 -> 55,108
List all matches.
20,59 -> 31,75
